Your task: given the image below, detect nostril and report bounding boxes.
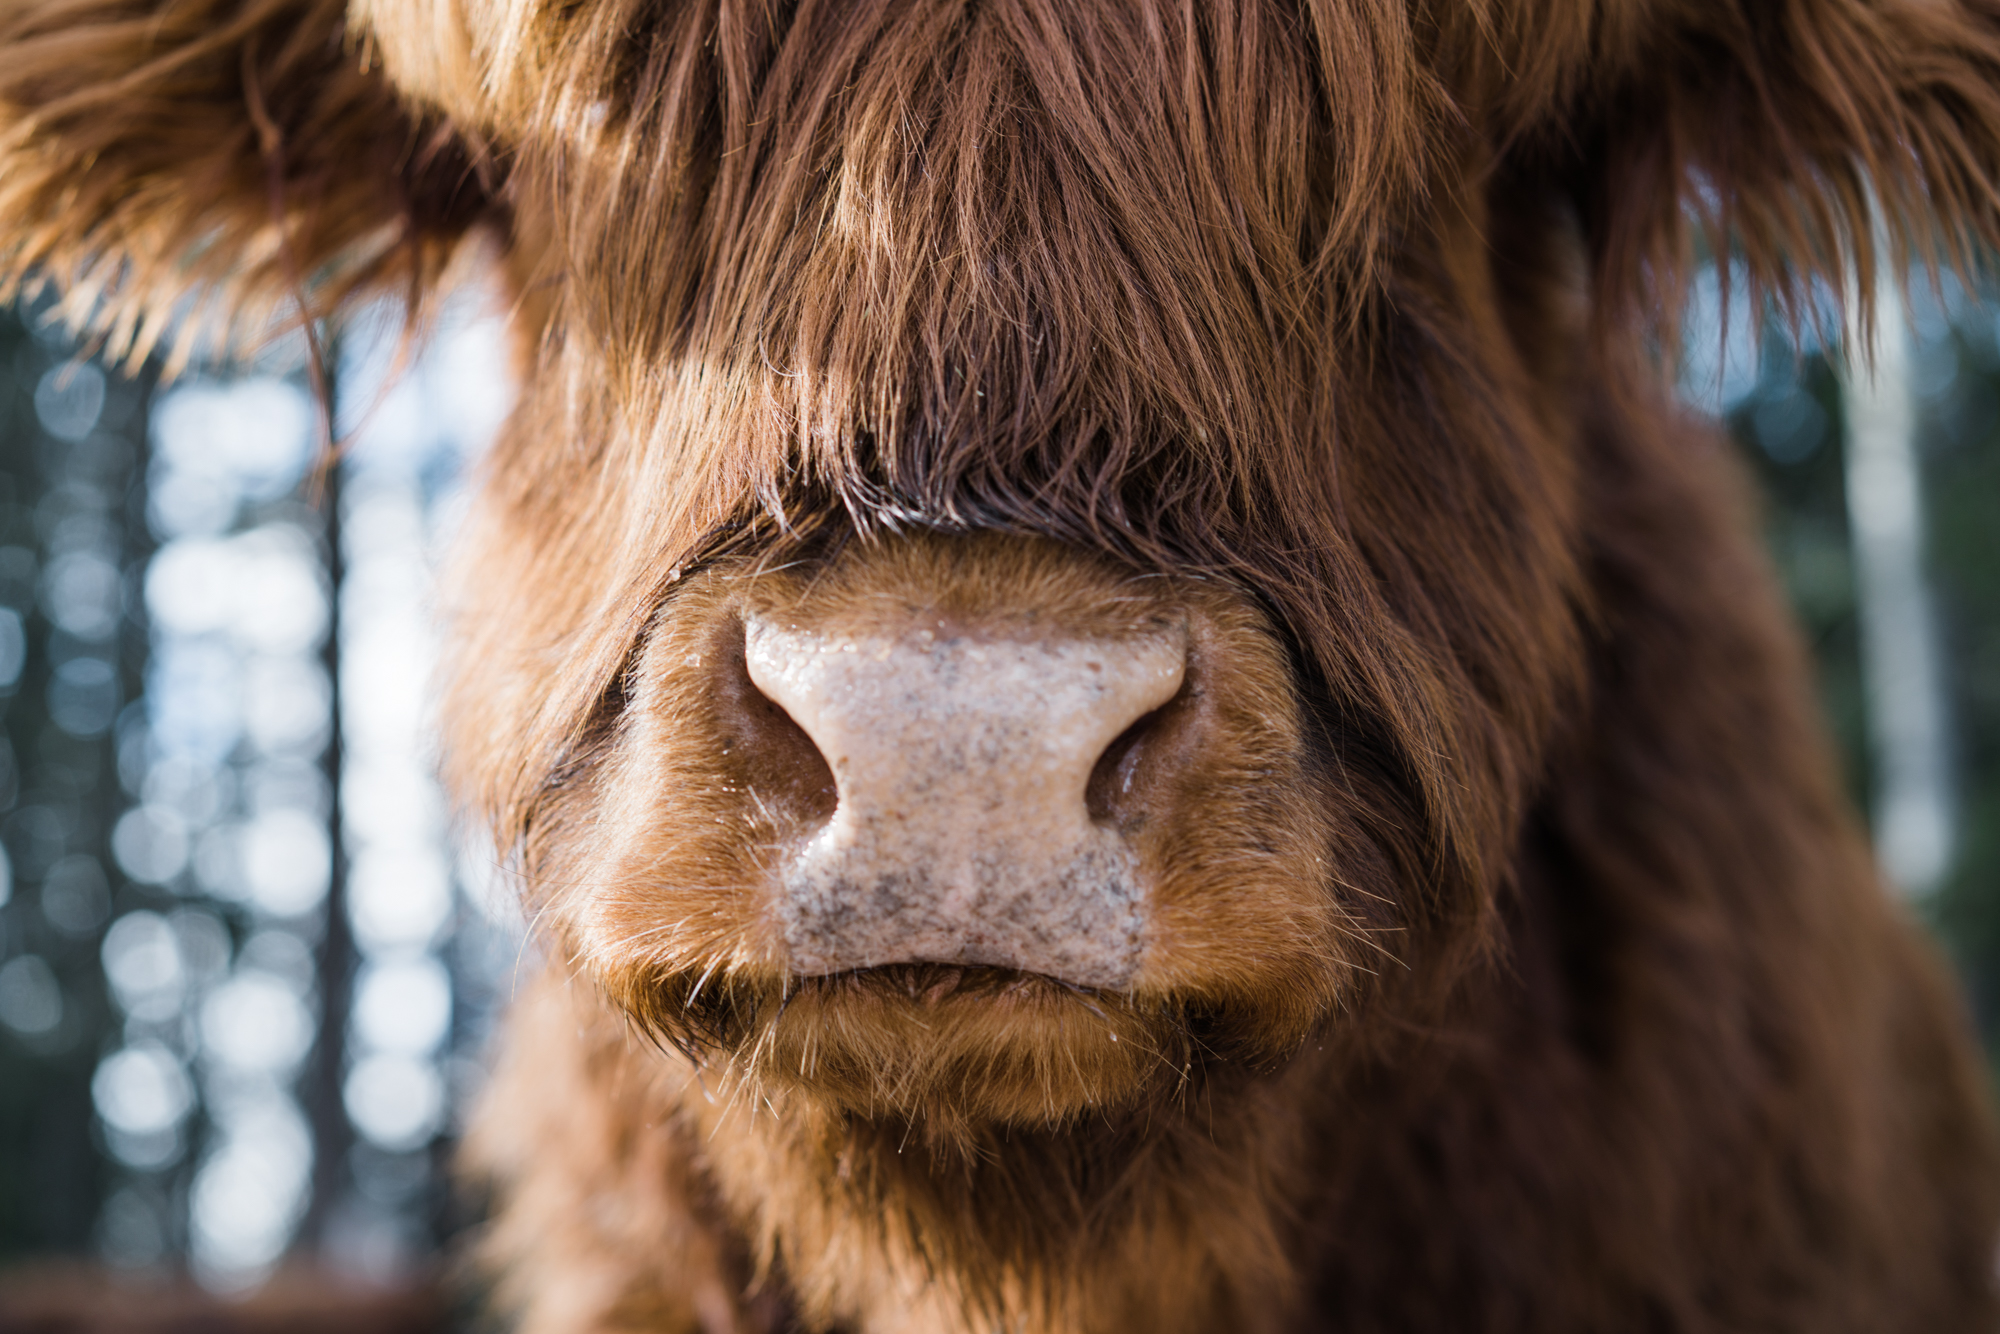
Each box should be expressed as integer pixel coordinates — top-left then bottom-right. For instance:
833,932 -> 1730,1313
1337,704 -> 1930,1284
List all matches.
716,629 -> 838,826
1085,702 -> 1169,826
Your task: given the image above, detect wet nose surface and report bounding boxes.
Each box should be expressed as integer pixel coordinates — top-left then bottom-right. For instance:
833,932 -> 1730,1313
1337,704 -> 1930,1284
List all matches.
744,617 -> 1186,988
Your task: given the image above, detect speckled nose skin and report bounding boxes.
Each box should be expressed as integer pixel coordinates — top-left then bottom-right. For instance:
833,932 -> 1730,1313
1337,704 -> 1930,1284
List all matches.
745,616 -> 1187,988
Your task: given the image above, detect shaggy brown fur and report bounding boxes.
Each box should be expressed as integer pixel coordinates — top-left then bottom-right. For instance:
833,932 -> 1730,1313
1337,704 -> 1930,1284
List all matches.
7,0 -> 2000,1330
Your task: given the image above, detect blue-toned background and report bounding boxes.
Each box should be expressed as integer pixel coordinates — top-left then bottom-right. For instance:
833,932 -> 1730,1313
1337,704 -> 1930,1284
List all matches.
0,291 -> 517,1289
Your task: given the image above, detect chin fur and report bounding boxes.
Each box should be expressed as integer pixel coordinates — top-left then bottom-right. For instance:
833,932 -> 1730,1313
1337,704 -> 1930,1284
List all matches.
603,961 -> 1317,1135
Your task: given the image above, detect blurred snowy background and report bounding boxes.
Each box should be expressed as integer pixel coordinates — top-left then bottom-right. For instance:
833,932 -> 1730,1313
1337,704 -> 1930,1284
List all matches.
0,288 -> 518,1291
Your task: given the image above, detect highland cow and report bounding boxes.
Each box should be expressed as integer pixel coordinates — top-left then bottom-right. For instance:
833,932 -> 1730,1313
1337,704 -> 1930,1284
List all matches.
6,0 -> 2000,1330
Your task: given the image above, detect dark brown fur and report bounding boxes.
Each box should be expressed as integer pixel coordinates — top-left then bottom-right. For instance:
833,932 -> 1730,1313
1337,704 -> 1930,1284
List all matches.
5,1 -> 2000,1330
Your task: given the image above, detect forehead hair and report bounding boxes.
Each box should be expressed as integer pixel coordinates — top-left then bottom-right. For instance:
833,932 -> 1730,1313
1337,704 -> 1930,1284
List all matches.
365,0 -> 1446,544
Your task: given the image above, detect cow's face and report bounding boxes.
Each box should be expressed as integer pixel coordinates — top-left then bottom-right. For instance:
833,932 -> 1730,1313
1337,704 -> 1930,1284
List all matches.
398,1 -> 1593,1128
8,0 -> 2000,1132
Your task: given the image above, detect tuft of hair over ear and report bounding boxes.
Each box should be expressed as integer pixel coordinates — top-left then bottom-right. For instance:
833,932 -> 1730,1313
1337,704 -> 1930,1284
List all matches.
0,0 -> 492,366
1433,0 -> 2000,344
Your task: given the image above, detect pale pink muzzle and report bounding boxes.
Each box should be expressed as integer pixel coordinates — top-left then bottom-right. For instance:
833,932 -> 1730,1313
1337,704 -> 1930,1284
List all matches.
745,615 -> 1186,988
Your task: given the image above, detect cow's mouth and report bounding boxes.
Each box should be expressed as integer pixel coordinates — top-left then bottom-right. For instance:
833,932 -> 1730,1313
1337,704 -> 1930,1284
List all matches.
608,953 -> 1207,1127
792,962 -> 1102,1008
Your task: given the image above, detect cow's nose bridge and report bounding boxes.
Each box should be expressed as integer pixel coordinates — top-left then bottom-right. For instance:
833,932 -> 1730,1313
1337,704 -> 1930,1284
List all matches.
742,615 -> 1188,988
